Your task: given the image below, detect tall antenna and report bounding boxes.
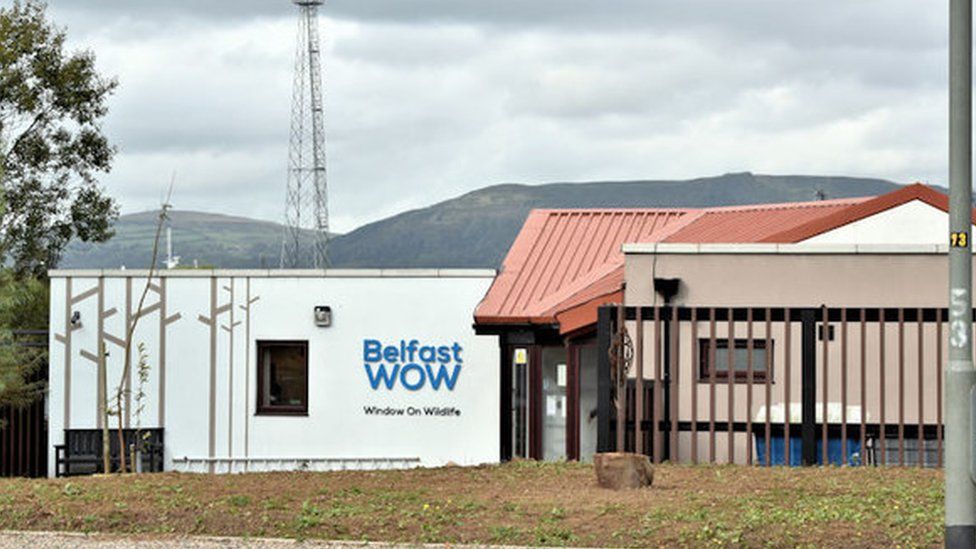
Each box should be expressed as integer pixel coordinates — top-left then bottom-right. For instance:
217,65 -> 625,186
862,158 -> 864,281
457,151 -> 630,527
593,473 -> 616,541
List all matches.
281,0 -> 329,268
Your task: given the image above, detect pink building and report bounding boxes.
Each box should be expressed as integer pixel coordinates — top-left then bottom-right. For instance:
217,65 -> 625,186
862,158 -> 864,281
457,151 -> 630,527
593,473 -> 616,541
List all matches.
475,184 -> 973,466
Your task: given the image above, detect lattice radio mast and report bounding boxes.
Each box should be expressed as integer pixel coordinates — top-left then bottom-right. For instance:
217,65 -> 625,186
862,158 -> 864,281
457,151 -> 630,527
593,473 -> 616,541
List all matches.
281,0 -> 329,268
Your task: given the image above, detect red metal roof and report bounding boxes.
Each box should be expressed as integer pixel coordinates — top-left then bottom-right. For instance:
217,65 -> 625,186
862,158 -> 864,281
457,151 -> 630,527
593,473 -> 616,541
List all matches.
661,197 -> 870,243
474,183 -> 958,332
762,183 -> 975,242
474,209 -> 690,325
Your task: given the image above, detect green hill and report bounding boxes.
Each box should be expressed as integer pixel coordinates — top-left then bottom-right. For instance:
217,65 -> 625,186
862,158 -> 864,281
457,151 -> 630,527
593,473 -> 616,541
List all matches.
60,172 -> 910,270
61,210 -> 305,269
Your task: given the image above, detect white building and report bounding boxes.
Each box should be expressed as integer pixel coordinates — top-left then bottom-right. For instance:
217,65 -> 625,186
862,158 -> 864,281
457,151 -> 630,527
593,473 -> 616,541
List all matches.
47,270 -> 498,476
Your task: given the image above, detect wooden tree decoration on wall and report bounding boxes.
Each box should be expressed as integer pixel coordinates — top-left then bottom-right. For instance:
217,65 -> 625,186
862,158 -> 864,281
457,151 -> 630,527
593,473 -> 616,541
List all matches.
238,281 -> 260,472
53,277 -> 182,475
220,283 -> 242,460
53,280 -> 98,430
197,278 -> 232,473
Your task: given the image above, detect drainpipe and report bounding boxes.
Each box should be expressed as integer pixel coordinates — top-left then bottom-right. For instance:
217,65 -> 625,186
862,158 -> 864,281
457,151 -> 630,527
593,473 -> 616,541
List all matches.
654,278 -> 681,461
947,1 -> 976,545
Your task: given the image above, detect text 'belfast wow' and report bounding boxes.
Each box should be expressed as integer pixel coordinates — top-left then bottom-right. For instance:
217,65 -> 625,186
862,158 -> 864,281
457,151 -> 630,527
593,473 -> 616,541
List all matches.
363,339 -> 463,391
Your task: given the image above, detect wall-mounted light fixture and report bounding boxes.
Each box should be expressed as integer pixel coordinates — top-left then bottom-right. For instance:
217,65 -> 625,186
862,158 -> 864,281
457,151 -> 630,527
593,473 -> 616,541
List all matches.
653,278 -> 681,305
70,311 -> 82,328
313,306 -> 332,327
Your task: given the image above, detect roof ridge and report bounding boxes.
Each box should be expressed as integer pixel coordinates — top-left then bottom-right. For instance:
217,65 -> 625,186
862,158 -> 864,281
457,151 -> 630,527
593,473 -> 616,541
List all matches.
761,183 -> 969,243
700,196 -> 872,213
642,210 -> 708,242
529,207 -> 698,215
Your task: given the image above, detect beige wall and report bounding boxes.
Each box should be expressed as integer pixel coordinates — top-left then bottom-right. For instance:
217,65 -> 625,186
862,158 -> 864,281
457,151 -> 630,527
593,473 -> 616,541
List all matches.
622,251 -> 952,464
624,251 -> 964,307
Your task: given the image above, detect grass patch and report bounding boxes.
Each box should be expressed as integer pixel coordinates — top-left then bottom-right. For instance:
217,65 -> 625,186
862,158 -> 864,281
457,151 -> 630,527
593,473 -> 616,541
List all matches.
0,462 -> 943,546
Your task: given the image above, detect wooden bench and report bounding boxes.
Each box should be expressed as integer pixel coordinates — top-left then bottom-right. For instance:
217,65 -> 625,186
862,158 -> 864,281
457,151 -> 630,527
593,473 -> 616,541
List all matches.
55,428 -> 164,476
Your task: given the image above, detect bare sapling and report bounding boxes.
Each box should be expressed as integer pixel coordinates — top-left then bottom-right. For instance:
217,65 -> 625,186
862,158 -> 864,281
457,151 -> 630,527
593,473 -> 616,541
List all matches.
131,342 -> 150,472
112,184 -> 173,473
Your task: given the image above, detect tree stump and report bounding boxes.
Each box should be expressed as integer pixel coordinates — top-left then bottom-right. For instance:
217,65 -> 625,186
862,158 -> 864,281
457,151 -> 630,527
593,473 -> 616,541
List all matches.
594,452 -> 654,489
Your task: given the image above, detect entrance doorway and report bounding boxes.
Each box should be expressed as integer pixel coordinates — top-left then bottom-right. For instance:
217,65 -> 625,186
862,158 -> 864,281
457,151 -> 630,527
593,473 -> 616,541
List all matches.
540,347 -> 567,460
504,341 -> 599,462
577,344 -> 599,461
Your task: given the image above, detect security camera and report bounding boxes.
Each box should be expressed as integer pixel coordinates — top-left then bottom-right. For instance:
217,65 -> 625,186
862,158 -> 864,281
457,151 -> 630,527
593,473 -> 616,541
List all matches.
70,311 -> 82,327
313,306 -> 331,327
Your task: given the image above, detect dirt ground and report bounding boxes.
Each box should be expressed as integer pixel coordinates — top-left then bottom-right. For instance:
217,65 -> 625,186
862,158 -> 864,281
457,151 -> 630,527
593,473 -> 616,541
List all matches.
0,462 -> 943,547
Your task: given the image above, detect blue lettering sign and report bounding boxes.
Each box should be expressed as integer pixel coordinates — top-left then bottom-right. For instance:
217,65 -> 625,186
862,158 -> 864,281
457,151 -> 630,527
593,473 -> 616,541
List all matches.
364,363 -> 400,390
363,339 -> 383,362
425,363 -> 462,391
399,363 -> 426,391
363,339 -> 464,391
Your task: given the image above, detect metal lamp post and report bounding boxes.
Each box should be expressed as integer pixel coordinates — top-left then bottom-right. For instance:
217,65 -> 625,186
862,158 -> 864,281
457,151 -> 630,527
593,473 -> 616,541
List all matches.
947,0 -> 976,546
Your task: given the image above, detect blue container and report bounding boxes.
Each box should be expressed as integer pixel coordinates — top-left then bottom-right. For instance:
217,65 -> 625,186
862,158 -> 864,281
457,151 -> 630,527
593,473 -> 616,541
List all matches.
754,435 -> 862,466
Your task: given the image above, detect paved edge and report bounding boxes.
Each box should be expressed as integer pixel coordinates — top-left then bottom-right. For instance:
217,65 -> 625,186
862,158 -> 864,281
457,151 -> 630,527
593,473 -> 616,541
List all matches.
0,530 -> 593,549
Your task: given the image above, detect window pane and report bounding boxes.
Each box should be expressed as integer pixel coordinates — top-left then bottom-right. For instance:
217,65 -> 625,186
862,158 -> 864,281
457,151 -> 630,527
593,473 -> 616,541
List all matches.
259,342 -> 307,413
700,339 -> 771,381
540,346 -> 567,461
578,344 -> 599,461
714,347 -> 768,372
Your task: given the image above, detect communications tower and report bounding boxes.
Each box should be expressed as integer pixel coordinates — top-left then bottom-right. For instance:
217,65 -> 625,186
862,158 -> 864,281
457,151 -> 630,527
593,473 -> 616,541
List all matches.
281,0 -> 329,268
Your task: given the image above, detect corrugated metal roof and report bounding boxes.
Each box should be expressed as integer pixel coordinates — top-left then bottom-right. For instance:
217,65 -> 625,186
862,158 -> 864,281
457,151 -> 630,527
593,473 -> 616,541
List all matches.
761,183 -> 976,242
662,197 -> 870,243
474,209 -> 690,325
474,184 -> 956,329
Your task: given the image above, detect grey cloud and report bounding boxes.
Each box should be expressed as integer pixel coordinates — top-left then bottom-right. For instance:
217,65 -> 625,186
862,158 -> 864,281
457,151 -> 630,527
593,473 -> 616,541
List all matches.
54,1 -> 944,48
41,0 -> 950,233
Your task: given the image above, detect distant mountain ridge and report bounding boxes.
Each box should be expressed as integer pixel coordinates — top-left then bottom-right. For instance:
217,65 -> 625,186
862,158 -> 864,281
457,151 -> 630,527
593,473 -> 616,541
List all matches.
61,172 -> 914,270
63,210 -> 302,270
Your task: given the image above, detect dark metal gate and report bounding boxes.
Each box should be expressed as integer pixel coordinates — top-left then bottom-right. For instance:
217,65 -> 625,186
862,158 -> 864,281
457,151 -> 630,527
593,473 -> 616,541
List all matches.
0,330 -> 48,477
597,306 -> 947,467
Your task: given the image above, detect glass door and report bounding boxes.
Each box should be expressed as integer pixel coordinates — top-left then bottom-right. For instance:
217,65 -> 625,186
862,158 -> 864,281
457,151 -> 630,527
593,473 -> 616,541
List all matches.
578,344 -> 599,461
541,347 -> 568,460
511,347 -> 529,459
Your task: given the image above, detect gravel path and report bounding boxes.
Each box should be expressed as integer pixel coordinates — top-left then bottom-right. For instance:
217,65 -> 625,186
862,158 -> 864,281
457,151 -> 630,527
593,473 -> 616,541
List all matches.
0,531 -> 538,549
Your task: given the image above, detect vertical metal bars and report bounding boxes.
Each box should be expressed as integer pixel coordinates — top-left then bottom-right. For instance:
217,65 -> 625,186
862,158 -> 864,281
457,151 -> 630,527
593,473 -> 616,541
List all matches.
917,308 -> 925,467
727,308 -> 735,464
746,309 -> 754,466
938,311 -> 944,467
708,308 -> 717,463
764,308 -> 772,466
635,307 -> 644,456
593,307 -> 949,469
860,308 -> 867,465
784,309 -> 792,465
669,307 -> 680,463
840,309 -> 848,465
898,308 -> 905,466
615,305 -> 625,453
653,307 -> 662,463
879,310 -> 887,465
690,308 -> 699,464
821,307 -> 829,465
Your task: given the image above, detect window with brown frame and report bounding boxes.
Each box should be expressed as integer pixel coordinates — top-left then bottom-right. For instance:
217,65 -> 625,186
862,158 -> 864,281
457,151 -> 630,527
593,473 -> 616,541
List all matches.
697,338 -> 771,382
257,340 -> 308,415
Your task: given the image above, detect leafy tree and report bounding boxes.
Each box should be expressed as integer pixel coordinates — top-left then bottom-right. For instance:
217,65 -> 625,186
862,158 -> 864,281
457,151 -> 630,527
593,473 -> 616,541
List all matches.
0,269 -> 47,422
0,0 -> 118,277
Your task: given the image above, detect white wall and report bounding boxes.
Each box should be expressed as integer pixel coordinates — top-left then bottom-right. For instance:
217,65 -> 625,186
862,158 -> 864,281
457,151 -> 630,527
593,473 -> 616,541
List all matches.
803,199 -> 971,244
48,272 -> 499,475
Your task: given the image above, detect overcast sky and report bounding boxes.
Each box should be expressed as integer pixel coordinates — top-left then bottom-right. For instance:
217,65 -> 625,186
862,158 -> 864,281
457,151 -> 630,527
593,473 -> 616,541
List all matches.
48,1 -> 946,233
